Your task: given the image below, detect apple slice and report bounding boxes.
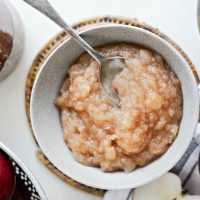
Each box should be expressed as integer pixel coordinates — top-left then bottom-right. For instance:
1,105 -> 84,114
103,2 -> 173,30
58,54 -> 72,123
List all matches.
0,150 -> 16,200
132,172 -> 182,200
182,195 -> 200,200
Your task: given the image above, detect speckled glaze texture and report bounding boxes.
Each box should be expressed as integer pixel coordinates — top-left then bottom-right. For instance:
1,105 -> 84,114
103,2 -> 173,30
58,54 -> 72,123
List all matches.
30,25 -> 199,189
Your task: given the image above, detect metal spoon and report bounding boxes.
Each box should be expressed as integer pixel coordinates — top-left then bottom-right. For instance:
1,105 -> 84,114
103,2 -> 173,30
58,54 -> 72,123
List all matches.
22,0 -> 125,107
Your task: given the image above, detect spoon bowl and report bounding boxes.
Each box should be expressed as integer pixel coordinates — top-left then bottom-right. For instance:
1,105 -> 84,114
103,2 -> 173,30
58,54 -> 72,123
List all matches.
100,56 -> 125,107
22,0 -> 124,106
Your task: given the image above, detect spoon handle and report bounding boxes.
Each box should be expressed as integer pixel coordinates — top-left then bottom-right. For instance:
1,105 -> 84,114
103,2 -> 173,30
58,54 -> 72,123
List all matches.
22,0 -> 104,63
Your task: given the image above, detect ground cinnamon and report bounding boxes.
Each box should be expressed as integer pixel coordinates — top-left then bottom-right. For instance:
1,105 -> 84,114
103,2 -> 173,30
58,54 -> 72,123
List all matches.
0,29 -> 12,71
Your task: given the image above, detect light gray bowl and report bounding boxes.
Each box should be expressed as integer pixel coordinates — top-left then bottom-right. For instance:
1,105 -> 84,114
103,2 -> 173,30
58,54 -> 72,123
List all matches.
30,25 -> 199,190
0,0 -> 24,81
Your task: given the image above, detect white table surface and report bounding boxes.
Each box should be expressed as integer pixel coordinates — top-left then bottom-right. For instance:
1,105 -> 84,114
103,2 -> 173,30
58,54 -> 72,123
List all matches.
0,0 -> 200,199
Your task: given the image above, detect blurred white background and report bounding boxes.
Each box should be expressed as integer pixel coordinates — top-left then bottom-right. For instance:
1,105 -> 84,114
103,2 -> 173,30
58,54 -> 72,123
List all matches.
0,0 -> 199,199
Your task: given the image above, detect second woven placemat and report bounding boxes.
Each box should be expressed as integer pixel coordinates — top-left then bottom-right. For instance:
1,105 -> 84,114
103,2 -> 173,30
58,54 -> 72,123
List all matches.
25,16 -> 199,197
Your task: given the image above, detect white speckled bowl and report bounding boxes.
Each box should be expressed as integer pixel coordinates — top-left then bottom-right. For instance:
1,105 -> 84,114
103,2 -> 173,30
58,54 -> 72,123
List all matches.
30,25 -> 199,189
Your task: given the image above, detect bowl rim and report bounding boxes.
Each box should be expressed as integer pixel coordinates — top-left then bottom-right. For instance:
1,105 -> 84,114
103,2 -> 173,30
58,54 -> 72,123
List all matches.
30,24 -> 200,189
197,0 -> 200,34
0,142 -> 47,200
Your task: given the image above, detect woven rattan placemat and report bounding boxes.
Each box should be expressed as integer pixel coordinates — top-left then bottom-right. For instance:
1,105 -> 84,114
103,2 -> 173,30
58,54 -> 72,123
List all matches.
25,16 -> 199,197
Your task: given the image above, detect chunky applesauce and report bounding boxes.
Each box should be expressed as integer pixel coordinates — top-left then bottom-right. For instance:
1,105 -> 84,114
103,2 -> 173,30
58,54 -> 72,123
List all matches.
56,43 -> 183,172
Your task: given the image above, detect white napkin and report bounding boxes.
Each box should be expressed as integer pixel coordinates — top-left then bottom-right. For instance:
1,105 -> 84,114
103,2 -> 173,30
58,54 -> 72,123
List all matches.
104,124 -> 200,200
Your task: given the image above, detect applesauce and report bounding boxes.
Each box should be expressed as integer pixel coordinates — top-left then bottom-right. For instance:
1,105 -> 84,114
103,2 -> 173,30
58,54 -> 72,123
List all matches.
56,43 -> 183,172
